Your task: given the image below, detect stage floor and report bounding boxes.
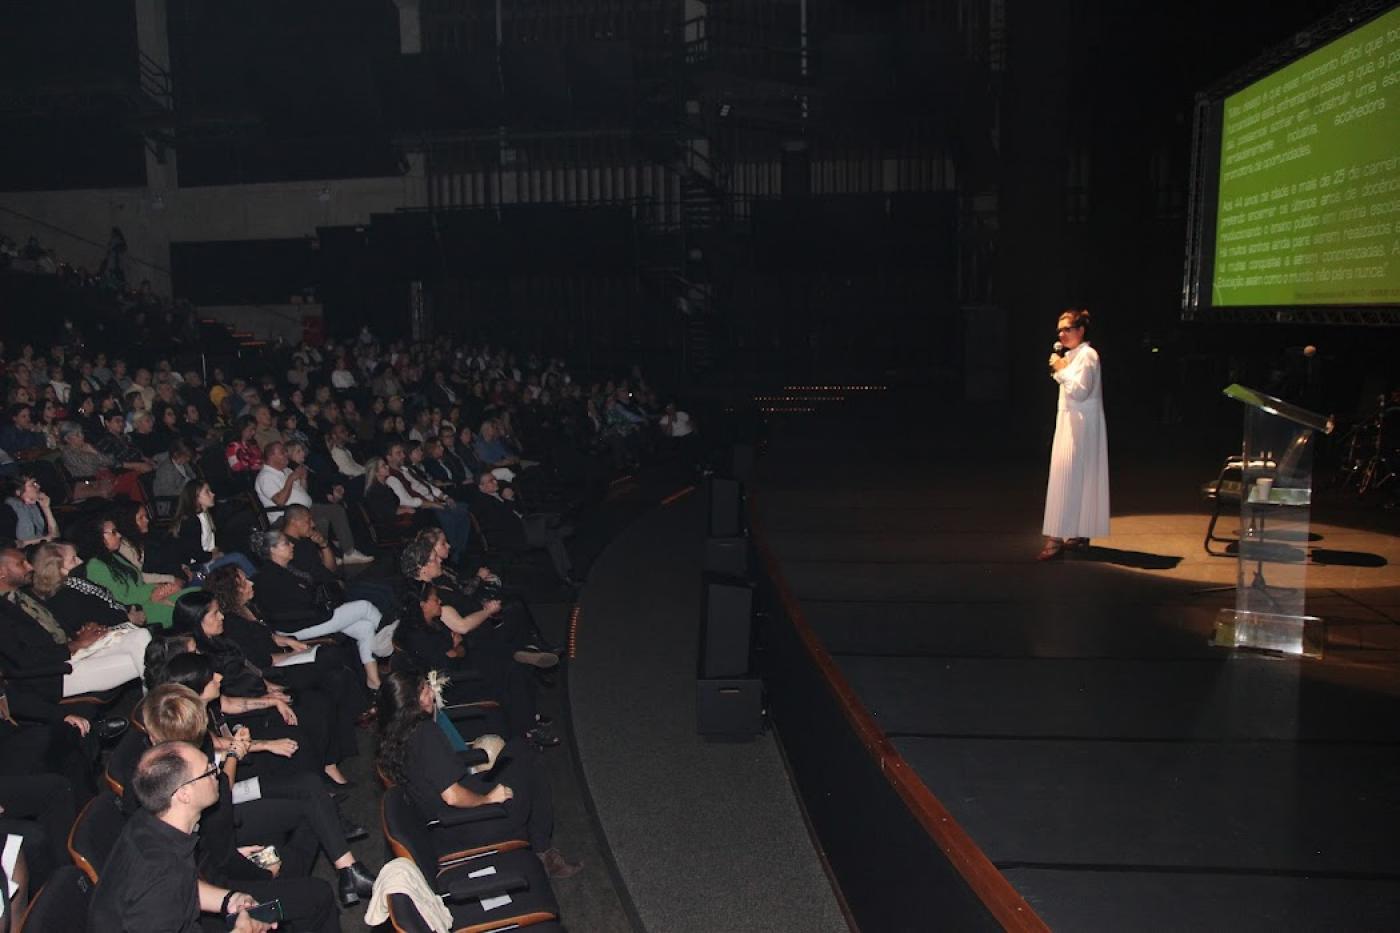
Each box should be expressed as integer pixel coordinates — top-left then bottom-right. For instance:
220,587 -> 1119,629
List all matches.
755,414 -> 1400,931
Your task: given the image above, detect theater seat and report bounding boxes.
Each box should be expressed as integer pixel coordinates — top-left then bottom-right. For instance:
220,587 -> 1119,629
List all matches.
15,864 -> 92,933
387,892 -> 564,933
379,789 -> 561,932
380,785 -> 525,869
66,791 -> 126,884
356,502 -> 414,549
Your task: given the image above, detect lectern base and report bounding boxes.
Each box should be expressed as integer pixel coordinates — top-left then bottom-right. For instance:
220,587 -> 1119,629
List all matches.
1213,609 -> 1324,659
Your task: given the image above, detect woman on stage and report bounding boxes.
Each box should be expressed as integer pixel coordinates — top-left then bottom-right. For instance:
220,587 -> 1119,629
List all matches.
1039,308 -> 1110,560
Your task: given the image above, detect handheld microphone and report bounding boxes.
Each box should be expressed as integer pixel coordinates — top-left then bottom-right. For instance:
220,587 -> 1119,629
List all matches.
1052,341 -> 1065,356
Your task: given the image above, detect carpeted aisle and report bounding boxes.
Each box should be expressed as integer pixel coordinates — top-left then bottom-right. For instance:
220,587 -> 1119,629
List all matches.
569,489 -> 847,933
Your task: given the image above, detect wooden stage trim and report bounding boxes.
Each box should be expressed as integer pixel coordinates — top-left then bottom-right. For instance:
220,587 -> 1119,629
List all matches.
749,495 -> 1050,933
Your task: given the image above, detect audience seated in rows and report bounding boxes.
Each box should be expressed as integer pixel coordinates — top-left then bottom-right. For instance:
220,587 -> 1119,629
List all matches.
0,246 -> 704,926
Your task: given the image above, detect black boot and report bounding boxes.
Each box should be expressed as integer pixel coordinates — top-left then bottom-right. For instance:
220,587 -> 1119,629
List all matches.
337,861 -> 375,907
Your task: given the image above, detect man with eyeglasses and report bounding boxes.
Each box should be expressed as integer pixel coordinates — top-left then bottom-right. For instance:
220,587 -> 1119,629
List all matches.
89,740 -> 277,932
1039,308 -> 1111,560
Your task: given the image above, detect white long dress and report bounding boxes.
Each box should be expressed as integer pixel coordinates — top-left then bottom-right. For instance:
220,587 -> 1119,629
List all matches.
1042,342 -> 1110,539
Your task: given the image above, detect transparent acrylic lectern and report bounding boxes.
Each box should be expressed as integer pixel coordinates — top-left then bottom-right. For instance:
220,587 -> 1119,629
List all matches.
1212,384 -> 1334,658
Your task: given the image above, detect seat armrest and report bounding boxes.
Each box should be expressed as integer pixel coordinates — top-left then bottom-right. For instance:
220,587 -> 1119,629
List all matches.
441,667 -> 486,685
428,803 -> 507,827
444,704 -> 490,723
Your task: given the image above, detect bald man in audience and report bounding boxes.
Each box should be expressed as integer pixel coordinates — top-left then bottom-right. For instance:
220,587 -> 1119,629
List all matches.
89,740 -> 279,932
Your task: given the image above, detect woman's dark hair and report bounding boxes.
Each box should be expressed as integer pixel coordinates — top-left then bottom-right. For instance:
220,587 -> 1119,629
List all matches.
171,589 -> 218,638
111,500 -> 148,546
2,472 -> 27,499
398,581 -> 436,631
204,563 -> 248,615
176,577 -> 255,691
231,414 -> 256,441
143,635 -> 194,691
71,514 -> 138,586
375,670 -> 430,788
163,650 -> 216,697
168,479 -> 210,538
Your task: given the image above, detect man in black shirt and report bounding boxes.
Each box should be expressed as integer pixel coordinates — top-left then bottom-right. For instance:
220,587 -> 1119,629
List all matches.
88,740 -> 275,932
280,504 -> 399,630
468,472 -> 576,585
0,547 -> 98,729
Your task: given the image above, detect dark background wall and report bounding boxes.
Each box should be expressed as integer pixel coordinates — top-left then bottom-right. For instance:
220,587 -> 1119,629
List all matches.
1,0 -> 1394,410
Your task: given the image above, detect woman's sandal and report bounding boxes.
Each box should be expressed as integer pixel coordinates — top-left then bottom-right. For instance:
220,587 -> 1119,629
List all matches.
1064,537 -> 1090,551
1036,540 -> 1065,561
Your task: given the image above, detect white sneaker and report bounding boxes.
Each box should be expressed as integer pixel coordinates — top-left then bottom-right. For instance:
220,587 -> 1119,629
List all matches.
343,550 -> 375,565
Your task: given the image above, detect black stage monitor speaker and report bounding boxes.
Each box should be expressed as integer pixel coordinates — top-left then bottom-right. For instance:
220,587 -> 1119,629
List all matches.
699,575 -> 753,679
697,677 -> 763,736
704,536 -> 749,578
708,477 -> 743,538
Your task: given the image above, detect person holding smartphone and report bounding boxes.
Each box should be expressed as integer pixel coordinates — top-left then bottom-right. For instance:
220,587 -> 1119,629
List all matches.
88,739 -> 288,932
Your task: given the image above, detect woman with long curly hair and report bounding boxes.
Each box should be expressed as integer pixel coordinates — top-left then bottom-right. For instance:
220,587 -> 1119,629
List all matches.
375,669 -> 578,878
202,564 -> 366,783
398,531 -> 555,744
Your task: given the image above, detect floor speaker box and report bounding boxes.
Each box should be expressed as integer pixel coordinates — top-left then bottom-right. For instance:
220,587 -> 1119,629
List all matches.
704,536 -> 749,577
708,477 -> 744,538
700,576 -> 753,678
696,677 -> 763,736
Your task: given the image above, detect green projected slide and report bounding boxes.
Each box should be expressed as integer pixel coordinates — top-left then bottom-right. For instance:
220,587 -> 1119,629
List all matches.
1213,5 -> 1400,307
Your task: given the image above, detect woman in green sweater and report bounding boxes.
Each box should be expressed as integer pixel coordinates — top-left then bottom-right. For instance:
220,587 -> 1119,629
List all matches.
75,513 -> 190,627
